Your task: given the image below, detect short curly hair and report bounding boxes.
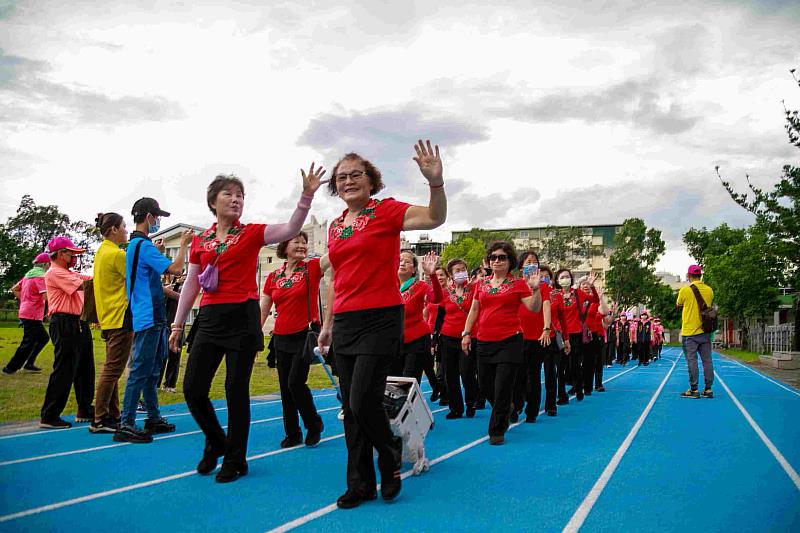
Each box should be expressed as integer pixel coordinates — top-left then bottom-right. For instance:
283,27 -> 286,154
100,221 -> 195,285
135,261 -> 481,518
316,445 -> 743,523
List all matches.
276,231 -> 309,260
486,241 -> 518,271
327,153 -> 385,197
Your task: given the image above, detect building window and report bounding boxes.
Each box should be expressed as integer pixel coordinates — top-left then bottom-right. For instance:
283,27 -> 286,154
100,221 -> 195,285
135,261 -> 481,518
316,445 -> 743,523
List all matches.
268,257 -> 273,264
592,235 -> 604,246
518,231 -> 529,239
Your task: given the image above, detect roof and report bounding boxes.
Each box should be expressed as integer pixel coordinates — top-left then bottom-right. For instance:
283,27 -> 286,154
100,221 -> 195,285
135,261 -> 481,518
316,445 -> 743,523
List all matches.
151,223 -> 204,240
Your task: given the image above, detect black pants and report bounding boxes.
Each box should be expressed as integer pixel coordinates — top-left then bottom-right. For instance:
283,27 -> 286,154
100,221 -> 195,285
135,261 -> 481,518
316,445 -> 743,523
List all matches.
569,333 -> 592,396
5,319 -> 49,372
441,335 -> 478,415
402,335 -> 432,385
183,343 -> 257,465
512,362 -> 526,415
524,340 -> 559,415
274,332 -> 321,439
638,342 -> 651,365
422,342 -> 438,394
41,315 -> 94,420
618,341 -> 630,364
602,340 -> 616,366
433,337 -> 447,400
335,352 -> 401,492
583,336 -> 603,390
158,348 -> 182,389
478,360 -> 518,437
631,342 -> 639,360
557,345 -> 569,402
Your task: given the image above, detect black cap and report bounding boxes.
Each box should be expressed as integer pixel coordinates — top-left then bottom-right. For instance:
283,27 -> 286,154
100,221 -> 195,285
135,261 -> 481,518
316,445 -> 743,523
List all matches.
132,197 -> 171,218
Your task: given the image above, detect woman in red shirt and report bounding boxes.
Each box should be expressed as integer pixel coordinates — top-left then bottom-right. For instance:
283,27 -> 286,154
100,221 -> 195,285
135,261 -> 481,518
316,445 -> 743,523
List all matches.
462,242 -> 542,445
169,168 -> 324,483
425,266 -> 448,403
317,140 -> 447,509
439,258 -> 479,419
260,231 -> 327,450
397,251 -> 442,382
550,269 -> 599,402
580,279 -> 611,393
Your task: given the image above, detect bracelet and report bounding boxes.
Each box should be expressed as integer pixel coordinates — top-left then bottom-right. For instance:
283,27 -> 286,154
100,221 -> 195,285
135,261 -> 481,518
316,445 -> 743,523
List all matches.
429,182 -> 444,189
170,323 -> 184,330
543,327 -> 550,331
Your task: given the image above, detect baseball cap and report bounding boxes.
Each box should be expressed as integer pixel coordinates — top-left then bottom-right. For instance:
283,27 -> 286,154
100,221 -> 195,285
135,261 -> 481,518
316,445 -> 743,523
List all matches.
132,197 -> 171,219
47,236 -> 86,254
687,264 -> 702,275
33,252 -> 51,264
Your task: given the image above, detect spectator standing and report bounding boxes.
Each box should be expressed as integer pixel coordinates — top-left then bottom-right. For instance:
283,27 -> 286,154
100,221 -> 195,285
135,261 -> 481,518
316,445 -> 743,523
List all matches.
3,253 -> 51,374
677,265 -> 715,399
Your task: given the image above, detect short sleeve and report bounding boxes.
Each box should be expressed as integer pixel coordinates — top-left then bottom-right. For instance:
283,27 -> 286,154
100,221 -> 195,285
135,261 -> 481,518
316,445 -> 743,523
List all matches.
263,272 -> 275,297
189,235 -> 202,265
516,278 -> 532,297
381,198 -> 411,232
540,283 -> 551,302
676,287 -> 686,306
34,277 -> 47,294
113,249 -> 127,277
139,240 -> 172,274
52,268 -> 83,294
308,258 -> 322,285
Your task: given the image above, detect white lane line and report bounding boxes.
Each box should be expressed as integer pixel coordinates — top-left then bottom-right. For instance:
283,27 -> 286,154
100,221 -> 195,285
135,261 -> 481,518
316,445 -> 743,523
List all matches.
722,357 -> 800,398
562,355 -> 680,533
267,363 -> 643,533
0,406 -> 446,524
715,371 -> 800,491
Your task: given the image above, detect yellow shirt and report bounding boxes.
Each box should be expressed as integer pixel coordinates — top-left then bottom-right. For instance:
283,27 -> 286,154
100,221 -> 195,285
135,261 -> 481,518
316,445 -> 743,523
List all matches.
93,239 -> 128,330
676,281 -> 714,337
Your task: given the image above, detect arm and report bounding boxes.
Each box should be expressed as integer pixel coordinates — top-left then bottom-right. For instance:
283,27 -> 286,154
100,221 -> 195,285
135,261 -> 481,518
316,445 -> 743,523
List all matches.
403,140 -> 447,231
429,275 -> 444,304
163,285 -> 180,300
538,299 -> 552,346
260,294 -> 274,328
11,281 -> 22,300
168,263 -> 201,352
319,254 -> 331,274
460,298 -> 480,353
317,266 -> 335,352
166,230 -> 193,276
263,163 -> 325,244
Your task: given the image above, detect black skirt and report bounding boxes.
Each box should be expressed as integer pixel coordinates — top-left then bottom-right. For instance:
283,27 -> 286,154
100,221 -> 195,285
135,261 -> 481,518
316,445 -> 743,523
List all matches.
188,299 -> 264,353
477,333 -> 524,365
332,305 -> 403,357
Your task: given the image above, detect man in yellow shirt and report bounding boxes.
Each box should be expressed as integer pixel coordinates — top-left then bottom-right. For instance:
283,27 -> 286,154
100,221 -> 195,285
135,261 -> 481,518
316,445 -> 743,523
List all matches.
676,264 -> 715,399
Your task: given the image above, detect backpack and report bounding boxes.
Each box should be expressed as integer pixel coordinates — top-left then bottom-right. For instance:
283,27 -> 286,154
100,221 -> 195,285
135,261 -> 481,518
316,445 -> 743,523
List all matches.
689,284 -> 717,334
80,278 -> 98,324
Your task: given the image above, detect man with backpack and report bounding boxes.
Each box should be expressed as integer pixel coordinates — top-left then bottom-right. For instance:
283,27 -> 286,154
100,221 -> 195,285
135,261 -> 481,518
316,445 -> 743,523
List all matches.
677,264 -> 715,399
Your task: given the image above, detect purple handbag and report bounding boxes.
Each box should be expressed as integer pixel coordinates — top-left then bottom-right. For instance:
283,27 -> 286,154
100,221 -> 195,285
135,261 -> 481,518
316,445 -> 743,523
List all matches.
198,257 -> 220,292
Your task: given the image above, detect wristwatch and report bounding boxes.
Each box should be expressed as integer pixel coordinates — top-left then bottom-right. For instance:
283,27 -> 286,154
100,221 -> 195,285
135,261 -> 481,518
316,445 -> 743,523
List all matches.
461,330 -> 471,337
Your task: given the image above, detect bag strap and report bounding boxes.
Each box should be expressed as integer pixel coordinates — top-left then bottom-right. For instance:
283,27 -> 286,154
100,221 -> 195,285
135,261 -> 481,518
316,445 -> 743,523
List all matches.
576,291 -> 590,323
128,239 -> 144,298
689,283 -> 708,312
305,267 -> 312,328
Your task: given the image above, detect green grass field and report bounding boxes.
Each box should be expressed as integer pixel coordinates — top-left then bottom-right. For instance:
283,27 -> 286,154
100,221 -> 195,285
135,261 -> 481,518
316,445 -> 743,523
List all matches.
0,325 -> 332,423
717,347 -> 762,362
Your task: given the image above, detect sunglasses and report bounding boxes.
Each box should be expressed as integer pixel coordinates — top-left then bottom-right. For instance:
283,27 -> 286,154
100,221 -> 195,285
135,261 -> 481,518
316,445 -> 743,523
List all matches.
488,254 -> 508,262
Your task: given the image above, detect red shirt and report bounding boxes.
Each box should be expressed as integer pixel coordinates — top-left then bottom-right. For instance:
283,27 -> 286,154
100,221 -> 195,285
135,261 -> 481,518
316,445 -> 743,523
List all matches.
519,282 -> 555,341
551,287 -> 599,335
327,198 -> 410,314
441,281 -> 478,338
476,275 -> 532,342
18,275 -> 47,321
401,279 -> 443,343
189,221 -> 267,307
426,302 -> 440,331
262,258 -> 322,335
586,302 -> 605,334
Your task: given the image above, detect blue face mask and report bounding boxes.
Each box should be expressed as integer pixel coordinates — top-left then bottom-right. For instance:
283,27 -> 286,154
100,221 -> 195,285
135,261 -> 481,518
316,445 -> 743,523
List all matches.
541,275 -> 551,284
148,217 -> 160,235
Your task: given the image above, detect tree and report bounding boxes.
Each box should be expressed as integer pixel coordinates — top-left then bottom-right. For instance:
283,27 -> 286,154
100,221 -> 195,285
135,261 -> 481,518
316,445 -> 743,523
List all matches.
717,69 -> 800,350
0,195 -> 97,294
605,218 -> 666,310
682,224 -> 747,268
537,225 -> 594,271
647,282 -> 681,330
441,237 -> 487,271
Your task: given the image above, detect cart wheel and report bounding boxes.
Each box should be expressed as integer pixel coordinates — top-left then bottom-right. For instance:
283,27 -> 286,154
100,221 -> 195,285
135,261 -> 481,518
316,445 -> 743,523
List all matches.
413,460 -> 425,475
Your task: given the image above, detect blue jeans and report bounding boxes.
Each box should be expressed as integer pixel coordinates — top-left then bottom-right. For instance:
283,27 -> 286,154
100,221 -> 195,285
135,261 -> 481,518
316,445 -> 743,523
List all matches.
121,324 -> 168,426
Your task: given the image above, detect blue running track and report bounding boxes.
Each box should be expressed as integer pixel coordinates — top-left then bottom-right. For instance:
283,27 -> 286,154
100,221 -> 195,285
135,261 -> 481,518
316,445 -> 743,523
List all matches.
0,347 -> 798,532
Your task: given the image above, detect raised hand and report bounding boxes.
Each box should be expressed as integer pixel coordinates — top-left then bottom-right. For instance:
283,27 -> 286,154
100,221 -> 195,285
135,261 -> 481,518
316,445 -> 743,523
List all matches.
179,229 -> 194,248
301,162 -> 326,195
412,139 -> 443,185
421,251 -> 439,276
525,270 -> 541,289
587,272 -> 597,286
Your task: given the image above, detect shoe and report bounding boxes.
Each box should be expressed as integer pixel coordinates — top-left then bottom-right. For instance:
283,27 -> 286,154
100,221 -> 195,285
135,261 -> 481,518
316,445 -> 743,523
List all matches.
430,390 -> 440,402
445,412 -> 463,420
489,435 -> 505,445
75,406 -> 94,423
22,365 -> 42,373
525,415 -> 537,423
280,434 -> 303,448
644,362 -> 650,366
144,418 -> 175,434
567,388 -> 576,395
546,410 -> 557,417
305,420 -> 324,447
606,365 -> 612,368
701,389 -> 714,399
474,401 -> 487,410
163,387 -> 177,393
89,417 -> 118,434
576,392 -> 584,402
509,412 -> 519,424
337,488 -> 377,509
680,389 -> 700,398
197,447 -> 224,475
136,400 -> 147,413
39,417 -> 71,429
596,386 -> 606,392
216,461 -> 248,483
1,367 -> 15,375
584,391 -> 592,396
381,469 -> 401,501
337,409 -> 345,420
113,424 -> 153,443
465,407 -> 476,418
556,398 -> 569,406
438,399 -> 449,407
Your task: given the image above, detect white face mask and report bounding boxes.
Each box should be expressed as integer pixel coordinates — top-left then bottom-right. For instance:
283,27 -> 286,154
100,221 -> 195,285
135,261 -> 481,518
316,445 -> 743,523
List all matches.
453,271 -> 468,284
558,277 -> 571,288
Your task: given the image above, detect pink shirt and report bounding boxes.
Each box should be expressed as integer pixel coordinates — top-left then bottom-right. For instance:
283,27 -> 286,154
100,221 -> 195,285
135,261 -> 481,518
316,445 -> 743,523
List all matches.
45,264 -> 88,316
18,276 -> 47,321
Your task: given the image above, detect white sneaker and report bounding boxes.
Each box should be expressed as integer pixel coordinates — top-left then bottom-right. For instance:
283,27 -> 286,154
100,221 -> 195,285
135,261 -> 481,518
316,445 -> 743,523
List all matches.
337,409 -> 345,420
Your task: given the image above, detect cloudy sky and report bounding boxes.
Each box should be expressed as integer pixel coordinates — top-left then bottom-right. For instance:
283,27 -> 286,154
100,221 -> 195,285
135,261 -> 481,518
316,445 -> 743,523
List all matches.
1,0 -> 798,274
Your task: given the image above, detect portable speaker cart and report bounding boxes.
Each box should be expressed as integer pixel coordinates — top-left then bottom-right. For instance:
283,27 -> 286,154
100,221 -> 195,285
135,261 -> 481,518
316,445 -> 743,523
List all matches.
383,376 -> 435,475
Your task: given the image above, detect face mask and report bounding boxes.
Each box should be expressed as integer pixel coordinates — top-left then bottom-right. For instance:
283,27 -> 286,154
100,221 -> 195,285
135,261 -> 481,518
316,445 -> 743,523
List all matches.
541,275 -> 551,284
453,271 -> 468,284
558,277 -> 571,288
68,255 -> 78,269
147,215 -> 160,235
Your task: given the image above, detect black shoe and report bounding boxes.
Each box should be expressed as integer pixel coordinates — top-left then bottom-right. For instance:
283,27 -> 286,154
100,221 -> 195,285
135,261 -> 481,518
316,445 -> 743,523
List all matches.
566,388 -> 576,395
556,398 -> 569,406
445,411 -> 463,420
1,367 -> 15,375
525,415 -> 537,423
701,388 -> 714,399
489,435 -> 505,445
474,401 -> 487,410
22,365 -> 42,373
430,390 -> 440,402
216,461 -> 248,483
381,469 -> 402,501
576,392 -> 584,401
644,362 -> 650,366
89,417 -> 118,434
305,420 -> 324,447
144,417 -> 175,434
39,417 -> 71,429
509,412 -> 519,424
584,391 -> 592,396
466,407 -> 476,418
197,448 -> 224,475
75,406 -> 94,423
280,434 -> 303,448
136,400 -> 147,414
681,389 -> 700,398
438,399 -> 449,407
337,488 -> 376,509
546,410 -> 557,417
596,386 -> 606,392
113,424 -> 153,443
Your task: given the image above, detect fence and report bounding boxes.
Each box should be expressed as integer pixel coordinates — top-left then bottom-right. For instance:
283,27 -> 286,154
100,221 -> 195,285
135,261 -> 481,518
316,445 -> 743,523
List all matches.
750,323 -> 796,354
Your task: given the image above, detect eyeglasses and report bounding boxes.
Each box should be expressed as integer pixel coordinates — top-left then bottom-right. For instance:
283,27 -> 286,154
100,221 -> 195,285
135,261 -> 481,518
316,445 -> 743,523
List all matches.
488,254 -> 508,262
335,170 -> 367,184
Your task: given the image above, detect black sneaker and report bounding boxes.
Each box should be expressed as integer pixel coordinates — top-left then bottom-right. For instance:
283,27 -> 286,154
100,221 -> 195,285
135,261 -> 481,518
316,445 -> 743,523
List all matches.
509,411 -> 519,424
445,412 -> 463,420
1,367 -> 15,375
22,365 -> 42,373
381,469 -> 402,501
89,418 -> 118,434
489,435 -> 505,445
680,389 -> 700,399
75,406 -> 95,423
596,386 -> 606,392
546,410 -> 557,417
430,390 -> 440,402
465,407 -> 476,418
39,417 -> 71,429
280,434 -> 303,448
197,447 -> 224,475
145,418 -> 175,434
438,399 -> 449,407
305,420 -> 324,447
136,400 -> 147,413
113,424 -> 153,443
336,488 -> 377,509
216,461 -> 248,483
556,398 -> 569,406
474,401 -> 487,410
525,415 -> 537,423
701,389 -> 714,399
